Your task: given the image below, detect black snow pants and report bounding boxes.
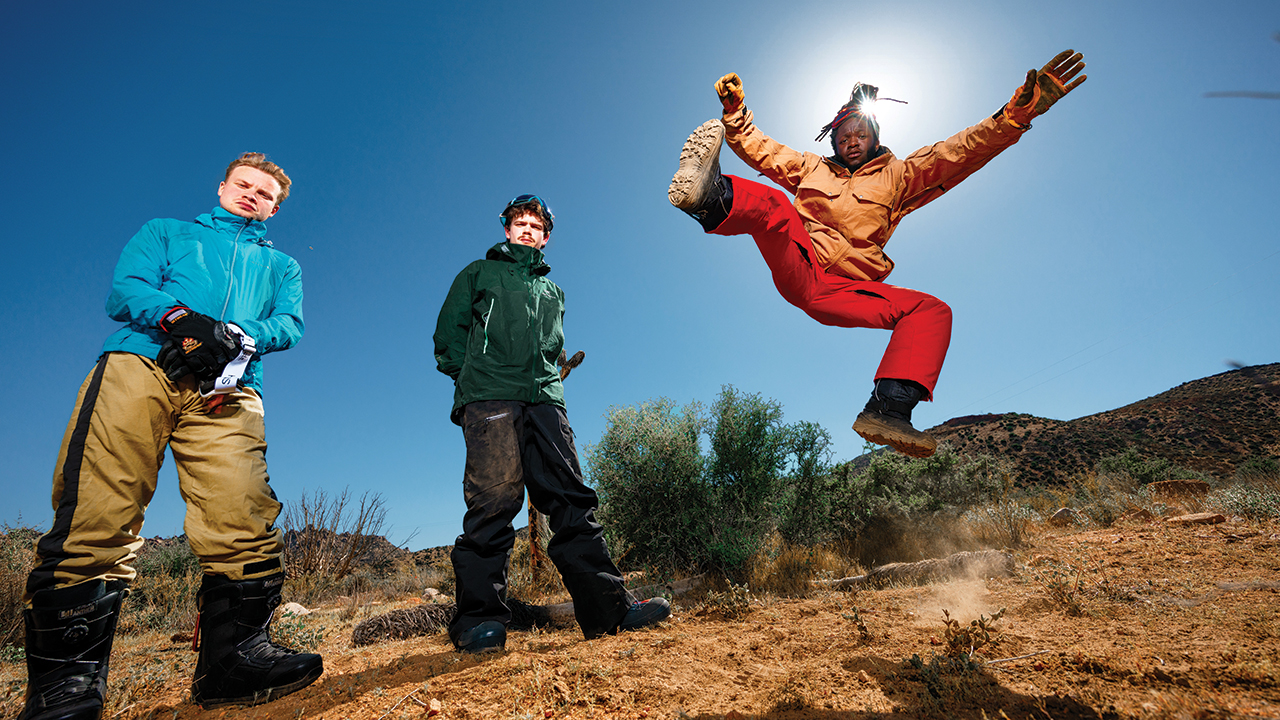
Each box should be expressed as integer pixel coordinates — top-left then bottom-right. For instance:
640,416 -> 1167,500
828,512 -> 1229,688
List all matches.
449,400 -> 632,643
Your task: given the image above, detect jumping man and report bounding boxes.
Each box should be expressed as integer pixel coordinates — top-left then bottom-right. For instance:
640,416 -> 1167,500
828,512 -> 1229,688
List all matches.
668,51 -> 1086,458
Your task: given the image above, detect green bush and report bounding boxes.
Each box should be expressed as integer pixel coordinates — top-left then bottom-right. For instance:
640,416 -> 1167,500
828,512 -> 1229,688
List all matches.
1095,447 -> 1209,486
133,539 -> 200,578
703,387 -> 790,575
775,421 -> 838,547
589,396 -> 708,572
832,446 -> 1005,565
1235,456 -> 1280,483
1209,484 -> 1280,520
590,386 -> 824,579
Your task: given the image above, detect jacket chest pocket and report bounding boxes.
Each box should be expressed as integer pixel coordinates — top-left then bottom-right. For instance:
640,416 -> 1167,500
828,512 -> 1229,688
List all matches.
798,177 -> 895,234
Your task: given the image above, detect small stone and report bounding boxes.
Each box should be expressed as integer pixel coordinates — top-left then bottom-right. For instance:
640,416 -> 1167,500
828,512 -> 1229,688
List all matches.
1048,508 -> 1079,527
423,588 -> 441,599
1165,512 -> 1226,525
1120,508 -> 1154,523
280,602 -> 310,617
428,698 -> 442,716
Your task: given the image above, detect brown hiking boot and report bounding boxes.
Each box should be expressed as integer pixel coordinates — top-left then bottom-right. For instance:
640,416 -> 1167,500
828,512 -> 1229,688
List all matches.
668,120 -> 732,230
853,410 -> 937,458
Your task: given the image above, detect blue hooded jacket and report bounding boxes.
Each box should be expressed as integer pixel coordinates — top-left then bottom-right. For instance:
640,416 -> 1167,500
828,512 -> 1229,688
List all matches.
100,206 -> 305,393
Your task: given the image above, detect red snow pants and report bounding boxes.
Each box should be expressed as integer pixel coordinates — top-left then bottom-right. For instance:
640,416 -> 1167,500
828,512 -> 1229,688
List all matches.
714,175 -> 952,399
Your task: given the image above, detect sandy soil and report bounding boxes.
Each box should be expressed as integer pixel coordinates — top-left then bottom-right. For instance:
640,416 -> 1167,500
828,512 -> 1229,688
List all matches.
4,518 -> 1279,719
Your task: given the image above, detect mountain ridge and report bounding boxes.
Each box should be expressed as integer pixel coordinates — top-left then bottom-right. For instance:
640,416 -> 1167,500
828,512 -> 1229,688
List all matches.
924,361 -> 1280,484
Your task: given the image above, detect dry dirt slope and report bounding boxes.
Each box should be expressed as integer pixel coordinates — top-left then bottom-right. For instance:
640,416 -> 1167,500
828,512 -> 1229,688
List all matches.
925,362 -> 1280,486
5,518 -> 1277,720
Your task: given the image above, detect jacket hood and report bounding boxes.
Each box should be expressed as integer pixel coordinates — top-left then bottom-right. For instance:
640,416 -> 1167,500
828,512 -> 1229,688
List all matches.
194,206 -> 273,247
486,241 -> 551,276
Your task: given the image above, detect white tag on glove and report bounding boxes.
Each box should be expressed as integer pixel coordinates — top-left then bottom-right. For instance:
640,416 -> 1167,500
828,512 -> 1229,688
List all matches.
201,324 -> 257,397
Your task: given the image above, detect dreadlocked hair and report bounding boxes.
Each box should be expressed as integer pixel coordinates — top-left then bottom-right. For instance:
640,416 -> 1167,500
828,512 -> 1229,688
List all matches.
816,82 -> 883,155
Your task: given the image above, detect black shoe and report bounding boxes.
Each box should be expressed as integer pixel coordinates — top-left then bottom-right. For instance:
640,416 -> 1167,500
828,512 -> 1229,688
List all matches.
20,580 -> 127,720
853,410 -> 937,458
853,378 -> 937,458
455,620 -> 506,653
668,120 -> 733,231
619,598 -> 670,632
190,573 -> 323,708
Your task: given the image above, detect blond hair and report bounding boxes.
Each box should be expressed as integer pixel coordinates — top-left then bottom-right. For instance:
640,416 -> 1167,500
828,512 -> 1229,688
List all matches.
224,152 -> 292,205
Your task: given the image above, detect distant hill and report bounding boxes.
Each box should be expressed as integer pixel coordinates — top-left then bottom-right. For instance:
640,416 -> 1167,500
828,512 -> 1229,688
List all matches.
925,362 -> 1280,484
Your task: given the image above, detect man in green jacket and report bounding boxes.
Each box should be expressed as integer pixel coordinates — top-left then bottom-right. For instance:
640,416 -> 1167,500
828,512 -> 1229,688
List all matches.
433,195 -> 669,653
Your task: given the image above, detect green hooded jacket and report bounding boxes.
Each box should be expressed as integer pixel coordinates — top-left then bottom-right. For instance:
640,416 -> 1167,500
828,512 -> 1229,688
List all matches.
433,242 -> 566,425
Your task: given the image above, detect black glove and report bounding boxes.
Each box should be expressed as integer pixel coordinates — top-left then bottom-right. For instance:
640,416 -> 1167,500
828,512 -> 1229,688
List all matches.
157,306 -> 241,381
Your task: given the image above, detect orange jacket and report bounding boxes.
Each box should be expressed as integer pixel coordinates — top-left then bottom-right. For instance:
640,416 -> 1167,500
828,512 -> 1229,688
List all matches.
723,106 -> 1028,282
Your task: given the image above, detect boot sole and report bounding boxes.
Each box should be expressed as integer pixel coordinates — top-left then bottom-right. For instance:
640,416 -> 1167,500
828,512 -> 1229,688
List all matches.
668,119 -> 725,210
853,412 -> 938,459
193,664 -> 324,709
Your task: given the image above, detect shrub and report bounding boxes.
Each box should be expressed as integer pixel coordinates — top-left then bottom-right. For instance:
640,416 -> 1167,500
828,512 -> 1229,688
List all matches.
133,538 -> 200,578
1235,456 -> 1280,483
1,524 -> 39,656
118,569 -> 199,635
747,536 -> 848,597
775,421 -> 839,547
589,386 -> 824,579
589,396 -> 707,572
280,488 -> 389,581
1095,447 -> 1209,486
831,446 -> 1005,566
1209,484 -> 1280,520
1064,471 -> 1144,527
703,387 -> 790,576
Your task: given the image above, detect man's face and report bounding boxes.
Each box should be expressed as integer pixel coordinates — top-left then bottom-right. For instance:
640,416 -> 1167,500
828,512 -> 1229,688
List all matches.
835,116 -> 878,170
505,212 -> 548,249
218,166 -> 282,222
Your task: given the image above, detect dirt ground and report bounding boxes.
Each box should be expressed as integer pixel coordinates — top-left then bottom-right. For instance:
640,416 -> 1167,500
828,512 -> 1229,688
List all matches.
4,518 -> 1279,720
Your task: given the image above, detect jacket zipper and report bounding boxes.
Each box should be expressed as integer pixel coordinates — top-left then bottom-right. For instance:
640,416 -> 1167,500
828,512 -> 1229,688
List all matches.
219,221 -> 247,321
482,298 -> 495,353
530,278 -> 541,402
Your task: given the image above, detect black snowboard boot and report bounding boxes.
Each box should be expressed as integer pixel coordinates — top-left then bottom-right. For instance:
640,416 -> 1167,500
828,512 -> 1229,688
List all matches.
20,579 -> 127,720
852,378 -> 938,458
190,573 -> 323,708
668,119 -> 734,231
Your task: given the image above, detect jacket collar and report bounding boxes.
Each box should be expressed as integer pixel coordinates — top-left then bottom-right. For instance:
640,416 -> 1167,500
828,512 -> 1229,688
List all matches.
825,146 -> 894,176
487,241 -> 551,276
194,207 -> 273,247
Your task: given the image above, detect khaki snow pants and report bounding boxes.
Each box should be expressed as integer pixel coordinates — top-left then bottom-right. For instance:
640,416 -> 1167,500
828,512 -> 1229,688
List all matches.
25,352 -> 284,600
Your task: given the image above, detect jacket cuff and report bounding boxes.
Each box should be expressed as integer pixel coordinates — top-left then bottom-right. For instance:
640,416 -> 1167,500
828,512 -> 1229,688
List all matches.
993,106 -> 1031,131
722,106 -> 752,135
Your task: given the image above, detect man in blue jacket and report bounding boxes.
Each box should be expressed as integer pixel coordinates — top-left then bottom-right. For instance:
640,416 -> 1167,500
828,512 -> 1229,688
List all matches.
19,153 -> 321,720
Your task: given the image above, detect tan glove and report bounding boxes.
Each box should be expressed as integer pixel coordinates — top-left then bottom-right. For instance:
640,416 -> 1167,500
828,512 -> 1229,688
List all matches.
715,73 -> 745,114
1004,50 -> 1087,126
558,349 -> 585,381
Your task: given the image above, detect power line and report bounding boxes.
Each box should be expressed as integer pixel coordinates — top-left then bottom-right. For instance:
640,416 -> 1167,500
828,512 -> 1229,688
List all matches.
953,245 -> 1280,415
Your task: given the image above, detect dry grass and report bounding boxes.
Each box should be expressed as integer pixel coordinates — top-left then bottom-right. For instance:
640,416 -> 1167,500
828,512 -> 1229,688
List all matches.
0,526 -> 38,657
747,536 -> 852,597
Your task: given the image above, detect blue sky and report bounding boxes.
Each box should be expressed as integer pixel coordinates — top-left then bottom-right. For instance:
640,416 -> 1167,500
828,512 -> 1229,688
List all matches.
3,1 -> 1277,551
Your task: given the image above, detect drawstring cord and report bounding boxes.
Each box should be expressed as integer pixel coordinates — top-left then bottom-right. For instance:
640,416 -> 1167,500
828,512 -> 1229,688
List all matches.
482,298 -> 495,353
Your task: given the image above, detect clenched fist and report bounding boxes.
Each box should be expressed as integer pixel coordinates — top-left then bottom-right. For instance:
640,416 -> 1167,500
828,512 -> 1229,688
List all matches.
715,73 -> 745,114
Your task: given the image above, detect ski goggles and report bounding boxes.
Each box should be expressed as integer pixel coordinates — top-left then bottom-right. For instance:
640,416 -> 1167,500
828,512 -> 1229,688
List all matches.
500,194 -> 555,232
